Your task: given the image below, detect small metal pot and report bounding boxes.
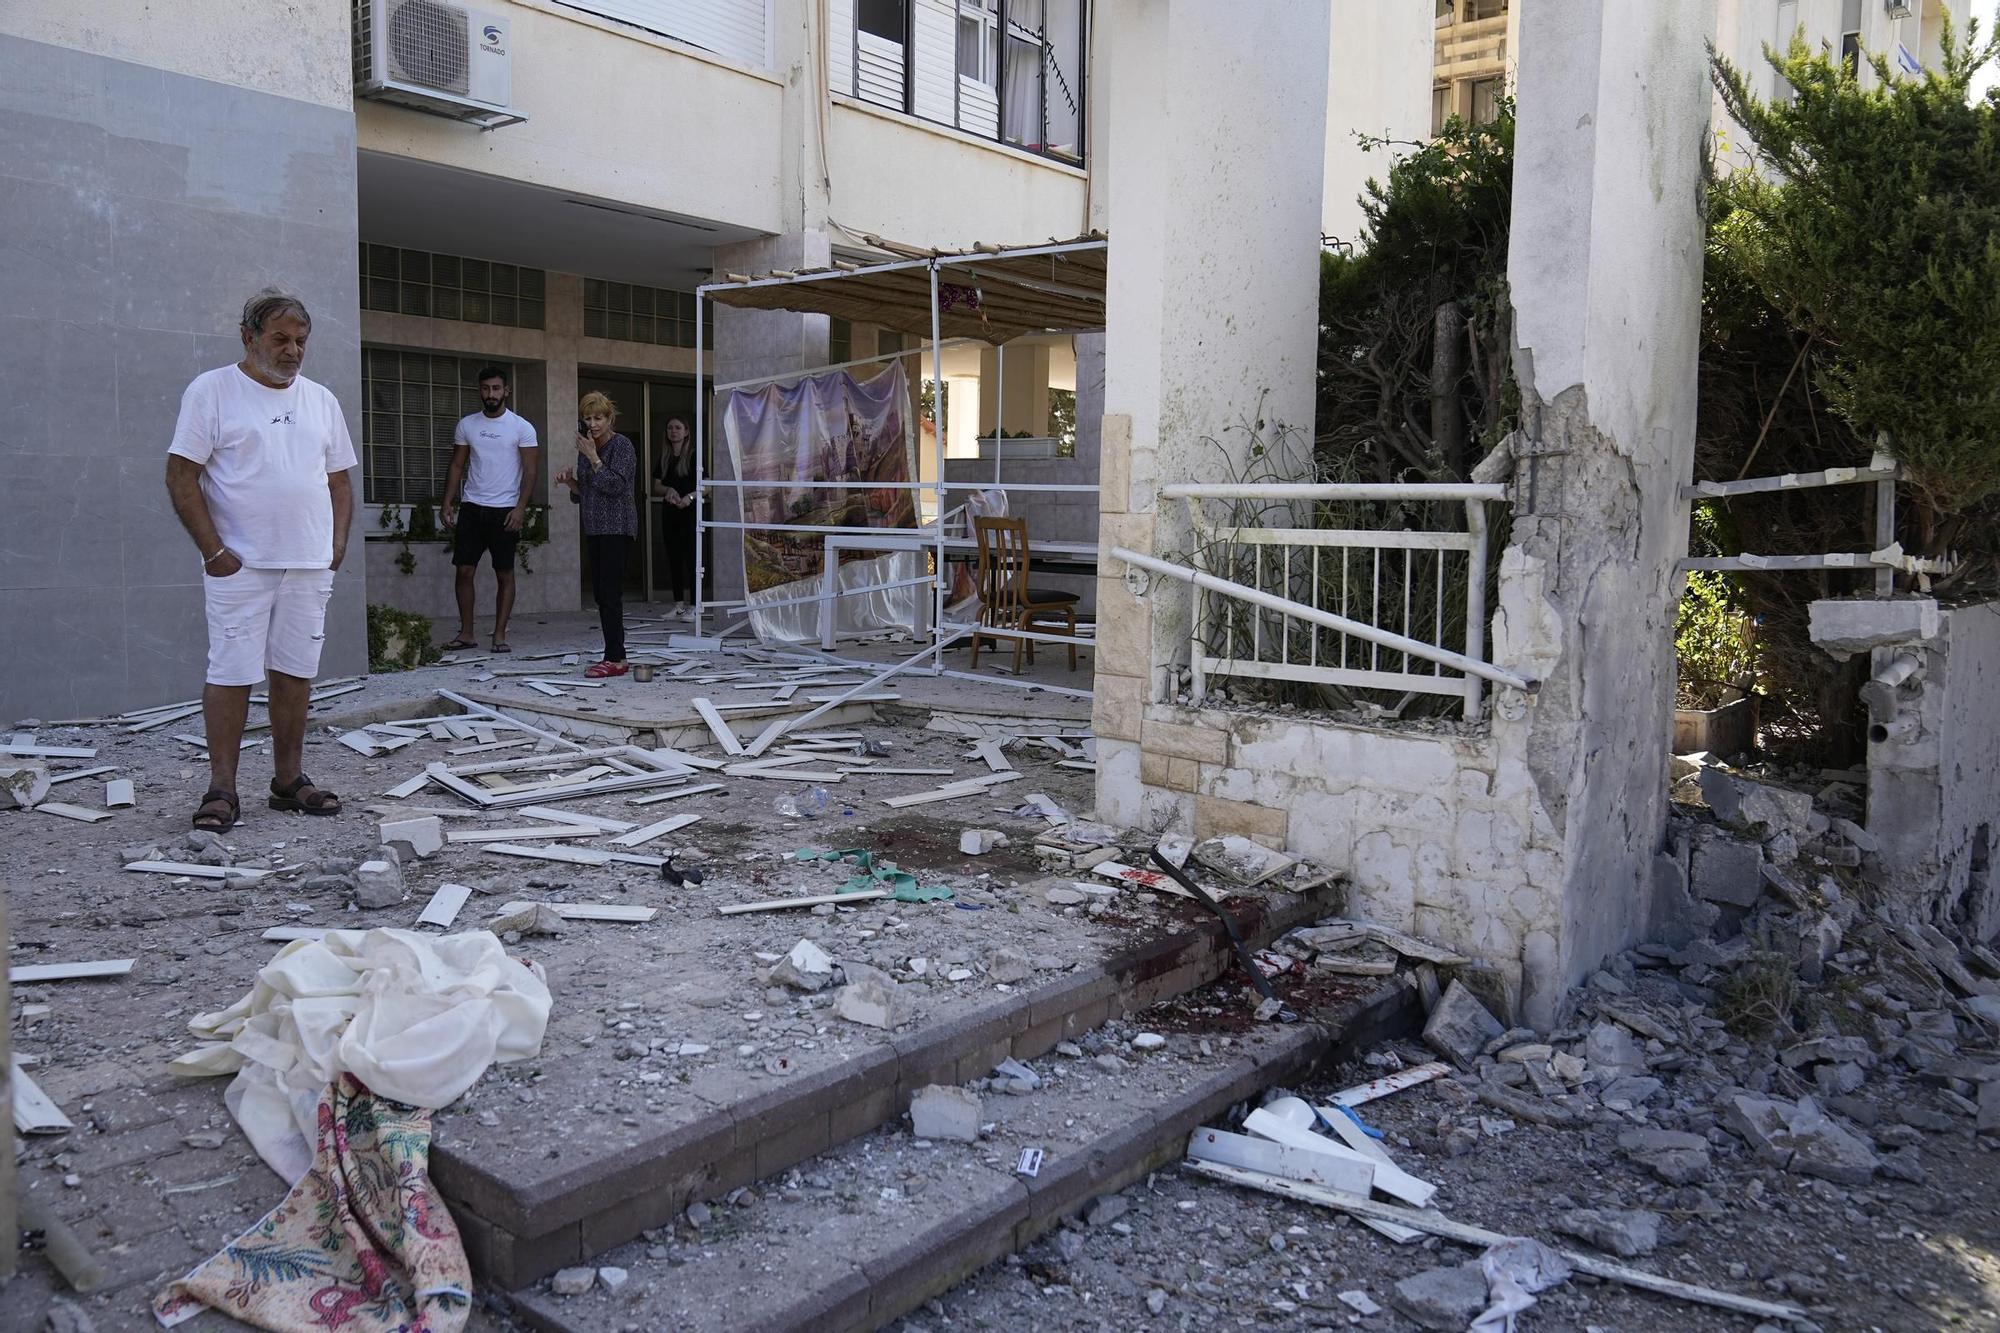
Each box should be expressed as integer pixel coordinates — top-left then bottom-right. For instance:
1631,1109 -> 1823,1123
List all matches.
631,662 -> 656,683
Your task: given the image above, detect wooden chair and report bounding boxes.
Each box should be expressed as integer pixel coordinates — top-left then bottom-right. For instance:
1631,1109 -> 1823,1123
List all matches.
972,516 -> 1080,672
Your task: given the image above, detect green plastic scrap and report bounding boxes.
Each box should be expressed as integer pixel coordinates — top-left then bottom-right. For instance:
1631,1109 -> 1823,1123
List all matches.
793,846 -> 953,903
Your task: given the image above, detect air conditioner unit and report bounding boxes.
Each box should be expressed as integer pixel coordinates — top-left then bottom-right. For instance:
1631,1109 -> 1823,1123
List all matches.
354,0 -> 524,128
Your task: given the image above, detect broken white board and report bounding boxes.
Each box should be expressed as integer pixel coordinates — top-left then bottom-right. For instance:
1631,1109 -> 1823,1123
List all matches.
12,1059 -> 73,1135
1315,1106 -> 1438,1210
629,782 -> 727,806
417,883 -> 473,929
261,926 -> 328,943
516,805 -> 638,834
8,959 -> 135,984
35,802 -> 115,824
494,900 -> 657,922
608,813 -> 701,848
691,698 -> 745,755
1091,861 -> 1199,900
124,861 -> 268,882
717,889 -> 891,915
1325,1061 -> 1452,1107
105,779 -> 136,808
1185,1126 -> 1373,1197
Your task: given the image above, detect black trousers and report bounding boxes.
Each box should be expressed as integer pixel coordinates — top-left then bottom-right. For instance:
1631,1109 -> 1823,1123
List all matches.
588,534 -> 631,661
661,509 -> 696,603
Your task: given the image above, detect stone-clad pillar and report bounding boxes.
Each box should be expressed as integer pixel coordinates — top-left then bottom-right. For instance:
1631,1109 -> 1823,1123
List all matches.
1501,0 -> 1717,1024
1092,0 -> 1330,828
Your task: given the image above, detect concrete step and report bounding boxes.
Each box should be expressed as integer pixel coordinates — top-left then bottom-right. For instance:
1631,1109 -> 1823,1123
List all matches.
502,974 -> 1421,1332
436,877 -> 1346,1287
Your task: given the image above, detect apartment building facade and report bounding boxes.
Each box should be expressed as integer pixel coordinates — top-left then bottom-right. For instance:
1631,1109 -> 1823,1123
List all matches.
0,0 -> 1105,715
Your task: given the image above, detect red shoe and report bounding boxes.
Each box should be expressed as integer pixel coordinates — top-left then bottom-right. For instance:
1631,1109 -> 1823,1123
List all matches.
584,660 -> 629,679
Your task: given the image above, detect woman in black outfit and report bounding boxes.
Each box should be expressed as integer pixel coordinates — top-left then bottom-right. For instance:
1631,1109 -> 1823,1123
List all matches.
651,414 -> 697,617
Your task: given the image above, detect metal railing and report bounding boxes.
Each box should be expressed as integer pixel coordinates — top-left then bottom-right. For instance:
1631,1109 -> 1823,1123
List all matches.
1131,482 -> 1524,722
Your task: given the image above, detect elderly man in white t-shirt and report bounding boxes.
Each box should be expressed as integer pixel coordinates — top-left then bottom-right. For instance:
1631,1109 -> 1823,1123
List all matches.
164,288 -> 357,832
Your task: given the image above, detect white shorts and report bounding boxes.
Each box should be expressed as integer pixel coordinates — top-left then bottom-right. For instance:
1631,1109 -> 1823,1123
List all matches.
203,567 -> 336,687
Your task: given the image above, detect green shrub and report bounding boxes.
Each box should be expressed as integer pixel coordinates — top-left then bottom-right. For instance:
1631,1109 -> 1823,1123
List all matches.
366,604 -> 441,673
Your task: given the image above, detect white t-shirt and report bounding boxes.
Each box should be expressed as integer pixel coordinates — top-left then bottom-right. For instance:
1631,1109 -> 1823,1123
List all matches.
168,366 -> 358,569
455,409 -> 539,508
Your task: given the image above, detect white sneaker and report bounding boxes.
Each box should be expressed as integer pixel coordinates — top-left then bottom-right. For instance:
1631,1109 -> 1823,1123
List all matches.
671,602 -> 687,618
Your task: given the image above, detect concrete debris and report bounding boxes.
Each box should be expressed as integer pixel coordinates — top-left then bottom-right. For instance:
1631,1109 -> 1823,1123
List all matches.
1192,834 -> 1296,885
1689,827 -> 1763,907
1582,1021 -> 1647,1076
352,858 -> 406,909
1721,1092 -> 1880,1185
984,940 -> 1032,980
550,1267 -> 595,1296
1422,981 -> 1504,1067
1,761 -> 51,809
184,828 -> 233,866
1551,1207 -> 1660,1259
1336,1289 -> 1382,1316
1131,1032 -> 1166,1051
1697,768 -> 1816,840
597,1265 -> 629,1292
487,903 -> 567,937
771,938 -> 835,991
379,814 -> 444,860
909,1084 -> 981,1142
835,964 -> 904,1029
1616,1128 -> 1711,1185
1389,1262 -> 1488,1331
1082,1193 -> 1129,1227
44,1299 -> 98,1333
958,828 -> 1007,855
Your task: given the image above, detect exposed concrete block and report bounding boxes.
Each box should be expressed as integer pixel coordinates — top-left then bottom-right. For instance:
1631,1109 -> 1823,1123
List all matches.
1193,794 -> 1287,848
353,859 -> 405,909
908,1085 -> 981,1142
379,815 -> 443,861
1140,750 -> 1171,788
1689,828 -> 1762,907
1140,718 -> 1230,766
1698,769 -> 1814,839
1164,756 -> 1199,792
1422,980 -> 1503,1066
1809,597 -> 1940,660
772,939 -> 835,992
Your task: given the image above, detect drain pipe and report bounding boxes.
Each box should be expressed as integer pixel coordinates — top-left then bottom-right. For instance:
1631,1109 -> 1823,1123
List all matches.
1862,651 -> 1923,744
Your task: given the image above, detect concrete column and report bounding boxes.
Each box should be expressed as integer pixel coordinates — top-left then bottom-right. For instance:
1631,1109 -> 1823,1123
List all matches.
541,271 -> 584,609
705,0 -> 834,614
1500,0 -> 1716,1025
1092,0 -> 1330,827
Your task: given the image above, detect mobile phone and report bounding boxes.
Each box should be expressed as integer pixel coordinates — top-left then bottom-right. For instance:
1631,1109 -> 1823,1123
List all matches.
577,418 -> 589,437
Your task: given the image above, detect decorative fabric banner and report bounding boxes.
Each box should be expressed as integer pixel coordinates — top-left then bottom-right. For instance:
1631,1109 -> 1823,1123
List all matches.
722,361 -> 920,642
155,1075 -> 471,1332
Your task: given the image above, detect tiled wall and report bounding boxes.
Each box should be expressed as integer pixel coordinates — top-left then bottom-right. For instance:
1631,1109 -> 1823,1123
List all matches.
0,35 -> 365,717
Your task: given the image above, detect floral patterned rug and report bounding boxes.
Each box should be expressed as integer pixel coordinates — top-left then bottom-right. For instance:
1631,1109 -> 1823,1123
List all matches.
155,1074 -> 471,1331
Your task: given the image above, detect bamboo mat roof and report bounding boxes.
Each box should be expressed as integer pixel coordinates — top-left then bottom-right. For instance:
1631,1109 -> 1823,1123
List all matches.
702,234 -> 1106,345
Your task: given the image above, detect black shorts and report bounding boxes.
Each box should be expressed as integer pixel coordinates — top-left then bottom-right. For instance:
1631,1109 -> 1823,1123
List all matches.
452,502 -> 520,571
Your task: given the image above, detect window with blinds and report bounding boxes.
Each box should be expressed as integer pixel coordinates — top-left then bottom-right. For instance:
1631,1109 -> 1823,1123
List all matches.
362,349 -> 509,505
360,244 -> 547,330
582,279 -> 714,347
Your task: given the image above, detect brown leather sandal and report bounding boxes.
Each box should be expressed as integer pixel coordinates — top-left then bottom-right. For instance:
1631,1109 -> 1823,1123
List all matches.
269,773 -> 340,816
192,788 -> 238,831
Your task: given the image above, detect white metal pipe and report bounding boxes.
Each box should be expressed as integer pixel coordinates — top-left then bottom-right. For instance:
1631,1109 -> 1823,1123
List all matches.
929,260 -> 948,676
694,286 -> 707,638
1873,650 -> 1921,690
1162,483 -> 1510,503
1110,546 -> 1530,692
994,340 -> 1005,489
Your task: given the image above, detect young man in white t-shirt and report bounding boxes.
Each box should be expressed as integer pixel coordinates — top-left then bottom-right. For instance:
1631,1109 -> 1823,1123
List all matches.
440,365 -> 539,652
164,288 -> 357,833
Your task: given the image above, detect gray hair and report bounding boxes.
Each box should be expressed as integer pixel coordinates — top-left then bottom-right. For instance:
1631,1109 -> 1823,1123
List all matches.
240,287 -> 312,336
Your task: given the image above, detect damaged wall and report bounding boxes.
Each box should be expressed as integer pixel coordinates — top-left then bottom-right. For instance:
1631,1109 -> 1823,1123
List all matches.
1130,703 -> 1564,1020
1866,602 -> 2000,940
1501,0 -> 1716,1011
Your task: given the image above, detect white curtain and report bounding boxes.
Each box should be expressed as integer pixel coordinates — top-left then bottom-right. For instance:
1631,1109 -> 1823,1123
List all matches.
1002,34 -> 1040,146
